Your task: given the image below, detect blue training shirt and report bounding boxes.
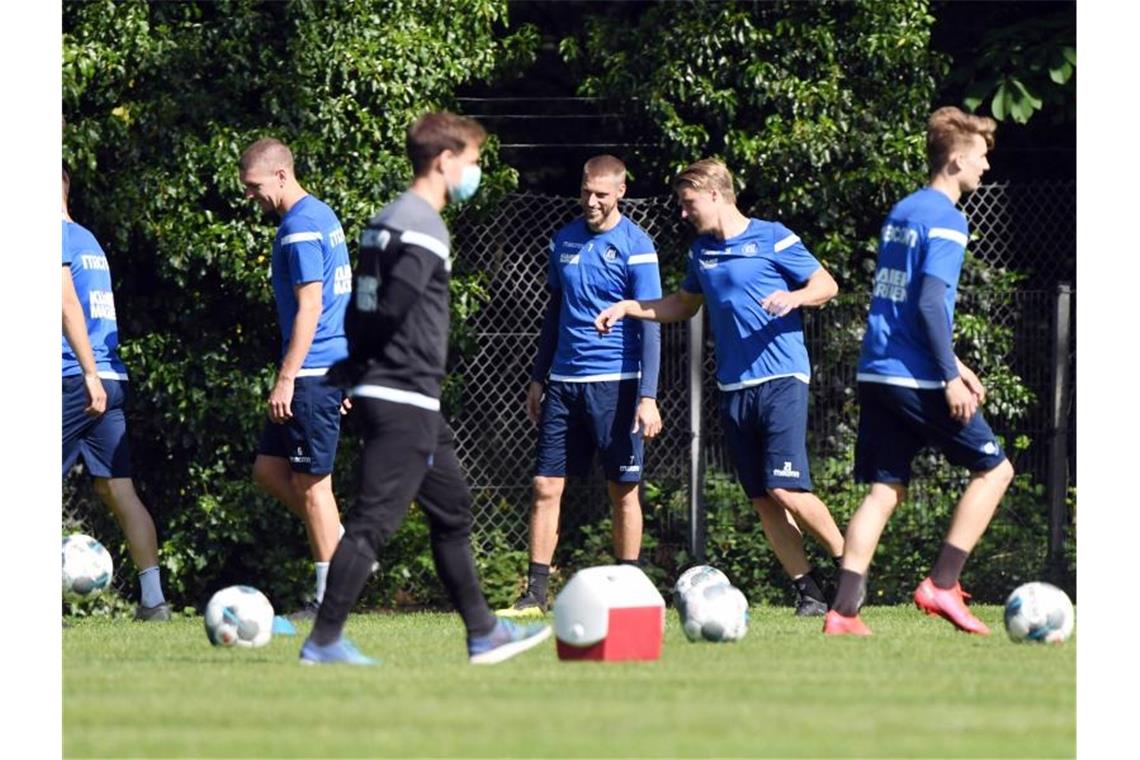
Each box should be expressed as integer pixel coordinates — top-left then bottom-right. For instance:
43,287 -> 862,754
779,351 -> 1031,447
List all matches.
857,187 -> 970,388
62,219 -> 129,380
548,215 -> 662,381
681,219 -> 820,390
270,195 -> 352,370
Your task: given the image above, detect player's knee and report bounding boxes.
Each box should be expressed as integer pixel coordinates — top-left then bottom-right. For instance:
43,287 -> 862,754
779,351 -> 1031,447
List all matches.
340,529 -> 379,564
431,515 -> 473,545
751,496 -> 783,522
766,487 -> 805,512
868,483 -> 905,511
291,472 -> 332,503
92,477 -> 113,502
251,459 -> 275,492
985,458 -> 1015,488
532,476 -> 563,505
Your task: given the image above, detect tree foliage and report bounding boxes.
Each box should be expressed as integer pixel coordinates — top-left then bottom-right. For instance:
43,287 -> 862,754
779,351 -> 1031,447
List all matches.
953,11 -> 1076,125
62,0 -> 538,607
561,0 -> 948,283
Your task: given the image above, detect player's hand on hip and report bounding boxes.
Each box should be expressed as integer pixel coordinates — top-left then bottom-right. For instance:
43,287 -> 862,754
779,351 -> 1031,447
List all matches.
268,375 -> 295,423
525,380 -> 545,426
759,290 -> 799,318
944,377 -> 978,424
83,373 -> 107,417
595,302 -> 627,334
633,397 -> 662,440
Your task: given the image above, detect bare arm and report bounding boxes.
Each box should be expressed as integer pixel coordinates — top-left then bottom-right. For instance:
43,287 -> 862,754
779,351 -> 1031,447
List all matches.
61,267 -> 106,415
268,281 -> 322,422
760,266 -> 839,317
595,290 -> 704,333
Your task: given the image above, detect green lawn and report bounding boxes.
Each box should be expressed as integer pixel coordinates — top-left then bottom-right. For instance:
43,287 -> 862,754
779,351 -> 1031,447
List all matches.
63,605 -> 1074,758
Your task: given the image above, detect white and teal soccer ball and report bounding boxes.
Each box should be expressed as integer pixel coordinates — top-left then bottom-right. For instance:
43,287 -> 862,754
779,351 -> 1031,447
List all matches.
1003,582 -> 1075,644
673,564 -> 731,613
680,582 -> 750,642
62,533 -> 114,599
204,586 -> 275,648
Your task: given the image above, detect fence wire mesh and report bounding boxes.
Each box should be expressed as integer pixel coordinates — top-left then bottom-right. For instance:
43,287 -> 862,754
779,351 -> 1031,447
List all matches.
64,182 -> 1076,598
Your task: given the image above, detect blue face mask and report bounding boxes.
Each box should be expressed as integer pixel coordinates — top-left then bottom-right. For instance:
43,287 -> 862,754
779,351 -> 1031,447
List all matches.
447,164 -> 482,204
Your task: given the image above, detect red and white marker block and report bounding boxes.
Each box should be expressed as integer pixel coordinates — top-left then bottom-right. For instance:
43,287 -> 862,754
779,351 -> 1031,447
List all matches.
553,565 -> 665,661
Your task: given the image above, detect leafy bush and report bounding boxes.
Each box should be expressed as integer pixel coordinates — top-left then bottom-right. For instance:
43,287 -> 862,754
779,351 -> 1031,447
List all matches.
62,0 -> 538,610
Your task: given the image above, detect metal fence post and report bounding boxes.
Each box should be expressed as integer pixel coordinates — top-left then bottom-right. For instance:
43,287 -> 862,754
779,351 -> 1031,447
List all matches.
1047,282 -> 1073,578
689,309 -> 706,562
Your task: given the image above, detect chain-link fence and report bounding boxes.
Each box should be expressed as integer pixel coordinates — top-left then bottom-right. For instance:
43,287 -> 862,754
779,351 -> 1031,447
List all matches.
64,181 -> 1076,599
448,181 -> 1077,590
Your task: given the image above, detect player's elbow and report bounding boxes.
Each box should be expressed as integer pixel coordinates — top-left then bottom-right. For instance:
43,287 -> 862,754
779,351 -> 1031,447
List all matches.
818,271 -> 839,302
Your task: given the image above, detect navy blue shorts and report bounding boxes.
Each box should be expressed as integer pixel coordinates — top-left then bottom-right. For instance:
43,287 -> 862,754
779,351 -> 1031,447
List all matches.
535,379 -> 644,482
720,377 -> 813,497
257,374 -> 345,475
62,376 -> 132,479
854,381 -> 1007,485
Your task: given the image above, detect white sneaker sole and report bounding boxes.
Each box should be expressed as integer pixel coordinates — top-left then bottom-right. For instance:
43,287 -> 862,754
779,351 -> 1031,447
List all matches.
469,625 -> 552,665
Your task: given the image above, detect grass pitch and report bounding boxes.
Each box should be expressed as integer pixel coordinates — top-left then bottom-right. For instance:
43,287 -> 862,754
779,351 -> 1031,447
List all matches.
63,605 -> 1074,758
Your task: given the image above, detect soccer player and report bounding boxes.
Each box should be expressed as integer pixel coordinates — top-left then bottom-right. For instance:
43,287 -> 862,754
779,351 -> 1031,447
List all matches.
239,138 -> 351,619
300,112 -> 551,665
62,164 -> 170,621
596,158 -> 846,617
823,107 -> 1014,636
500,154 -> 663,617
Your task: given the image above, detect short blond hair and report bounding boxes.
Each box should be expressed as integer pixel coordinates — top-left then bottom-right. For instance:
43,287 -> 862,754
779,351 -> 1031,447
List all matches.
673,158 -> 735,203
583,154 -> 627,183
926,106 -> 997,176
240,138 -> 294,173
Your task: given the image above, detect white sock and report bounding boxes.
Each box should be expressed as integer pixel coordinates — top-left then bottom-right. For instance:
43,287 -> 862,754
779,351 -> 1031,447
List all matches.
314,562 -> 330,603
138,566 -> 165,608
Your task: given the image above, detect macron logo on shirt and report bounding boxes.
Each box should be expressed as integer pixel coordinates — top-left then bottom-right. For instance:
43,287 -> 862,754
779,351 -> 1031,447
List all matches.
881,224 -> 918,247
79,254 -> 110,271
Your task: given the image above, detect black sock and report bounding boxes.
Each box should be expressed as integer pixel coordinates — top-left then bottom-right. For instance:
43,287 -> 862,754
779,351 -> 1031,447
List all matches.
832,569 -> 865,617
617,558 -> 640,567
432,535 -> 497,638
527,562 -> 550,604
311,533 -> 378,646
793,568 -> 825,602
930,542 -> 970,590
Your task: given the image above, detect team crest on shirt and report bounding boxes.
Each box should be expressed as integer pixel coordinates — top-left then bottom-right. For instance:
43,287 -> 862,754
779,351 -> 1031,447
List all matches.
603,245 -> 619,262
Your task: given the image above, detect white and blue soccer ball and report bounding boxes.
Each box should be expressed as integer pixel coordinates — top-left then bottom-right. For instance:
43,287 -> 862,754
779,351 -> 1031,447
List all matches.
1003,581 -> 1075,644
673,564 -> 731,614
680,581 -> 750,642
62,533 -> 114,599
204,585 -> 275,648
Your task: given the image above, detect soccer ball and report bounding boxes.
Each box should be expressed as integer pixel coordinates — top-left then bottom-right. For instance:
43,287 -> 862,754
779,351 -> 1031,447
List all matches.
62,534 -> 114,598
680,582 -> 750,642
673,564 -> 731,614
1003,582 -> 1075,644
204,586 -> 275,648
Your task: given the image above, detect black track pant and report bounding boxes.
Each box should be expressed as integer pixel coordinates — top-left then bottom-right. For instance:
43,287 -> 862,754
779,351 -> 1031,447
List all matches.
311,397 -> 497,644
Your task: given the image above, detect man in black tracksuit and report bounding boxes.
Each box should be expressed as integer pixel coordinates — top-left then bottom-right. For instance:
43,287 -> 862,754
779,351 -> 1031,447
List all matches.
300,112 -> 551,665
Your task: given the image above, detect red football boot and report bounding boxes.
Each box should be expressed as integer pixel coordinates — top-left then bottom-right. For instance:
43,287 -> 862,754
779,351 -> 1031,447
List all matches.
913,577 -> 991,635
823,609 -> 873,636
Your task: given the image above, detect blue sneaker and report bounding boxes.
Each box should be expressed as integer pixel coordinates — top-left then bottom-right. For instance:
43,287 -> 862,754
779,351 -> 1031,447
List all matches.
273,616 -> 297,636
299,636 -> 378,666
468,617 -> 552,665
